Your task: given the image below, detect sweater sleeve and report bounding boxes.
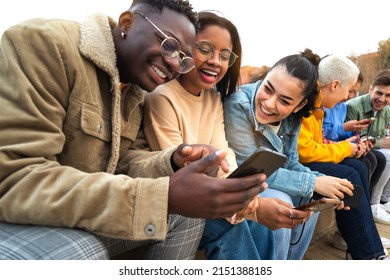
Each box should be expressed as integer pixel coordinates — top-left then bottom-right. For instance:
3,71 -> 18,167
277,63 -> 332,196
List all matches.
298,115 -> 353,164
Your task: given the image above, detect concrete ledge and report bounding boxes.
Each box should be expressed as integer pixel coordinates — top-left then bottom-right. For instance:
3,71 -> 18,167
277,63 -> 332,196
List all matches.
310,208 -> 336,244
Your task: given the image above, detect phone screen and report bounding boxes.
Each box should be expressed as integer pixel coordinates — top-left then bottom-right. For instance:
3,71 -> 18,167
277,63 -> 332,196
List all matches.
228,148 -> 287,179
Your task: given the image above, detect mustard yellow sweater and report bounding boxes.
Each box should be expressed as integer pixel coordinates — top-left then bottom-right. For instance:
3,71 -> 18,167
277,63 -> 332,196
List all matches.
298,91 -> 352,164
143,79 -> 237,176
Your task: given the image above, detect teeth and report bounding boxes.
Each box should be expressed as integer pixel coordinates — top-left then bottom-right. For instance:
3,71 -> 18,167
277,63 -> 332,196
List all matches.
203,69 -> 217,76
152,65 -> 166,79
261,106 -> 273,115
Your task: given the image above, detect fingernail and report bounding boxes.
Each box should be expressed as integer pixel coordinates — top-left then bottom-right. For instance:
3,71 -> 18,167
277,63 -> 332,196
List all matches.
215,149 -> 225,156
231,213 -> 237,223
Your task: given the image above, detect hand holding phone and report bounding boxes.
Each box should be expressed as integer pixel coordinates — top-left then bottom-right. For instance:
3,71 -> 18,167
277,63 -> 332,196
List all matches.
341,184 -> 362,207
360,135 -> 376,145
295,198 -> 340,212
309,184 -> 362,210
228,147 -> 287,178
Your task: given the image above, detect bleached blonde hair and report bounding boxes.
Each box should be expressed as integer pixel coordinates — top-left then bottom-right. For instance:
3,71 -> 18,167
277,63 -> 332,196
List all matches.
318,55 -> 359,87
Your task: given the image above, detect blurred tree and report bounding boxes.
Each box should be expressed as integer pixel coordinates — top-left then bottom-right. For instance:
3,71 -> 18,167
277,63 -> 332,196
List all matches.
239,65 -> 270,85
351,52 -> 379,94
377,37 -> 390,69
347,38 -> 389,94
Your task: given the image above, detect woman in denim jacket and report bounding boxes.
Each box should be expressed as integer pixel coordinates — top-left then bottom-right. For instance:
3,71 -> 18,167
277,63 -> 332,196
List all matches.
200,49 -> 353,260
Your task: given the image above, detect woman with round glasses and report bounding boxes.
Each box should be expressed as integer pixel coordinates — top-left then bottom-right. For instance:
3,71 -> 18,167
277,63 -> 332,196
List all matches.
143,11 -> 242,179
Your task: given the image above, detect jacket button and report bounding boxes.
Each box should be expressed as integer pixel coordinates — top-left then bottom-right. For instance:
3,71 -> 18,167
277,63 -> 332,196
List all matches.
97,123 -> 103,133
144,224 -> 155,236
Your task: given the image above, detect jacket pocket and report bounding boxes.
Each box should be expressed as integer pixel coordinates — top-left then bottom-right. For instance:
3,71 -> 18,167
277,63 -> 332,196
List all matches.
80,106 -> 111,142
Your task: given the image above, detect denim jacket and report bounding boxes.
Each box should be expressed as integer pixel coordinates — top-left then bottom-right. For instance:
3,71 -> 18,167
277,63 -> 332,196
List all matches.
224,81 -> 322,197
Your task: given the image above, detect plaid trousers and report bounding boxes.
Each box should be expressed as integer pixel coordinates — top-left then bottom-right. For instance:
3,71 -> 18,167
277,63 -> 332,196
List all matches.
0,215 -> 204,260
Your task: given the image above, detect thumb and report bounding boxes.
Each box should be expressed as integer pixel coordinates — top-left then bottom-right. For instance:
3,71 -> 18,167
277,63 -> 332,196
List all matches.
187,148 -> 227,174
345,135 -> 357,143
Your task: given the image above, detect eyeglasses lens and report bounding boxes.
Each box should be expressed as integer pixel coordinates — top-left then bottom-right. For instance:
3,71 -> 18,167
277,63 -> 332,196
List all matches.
161,38 -> 194,73
196,42 -> 237,67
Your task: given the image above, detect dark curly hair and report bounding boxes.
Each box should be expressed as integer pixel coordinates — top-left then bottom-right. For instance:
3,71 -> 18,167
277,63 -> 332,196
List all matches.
197,11 -> 242,100
272,48 -> 321,121
130,0 -> 198,27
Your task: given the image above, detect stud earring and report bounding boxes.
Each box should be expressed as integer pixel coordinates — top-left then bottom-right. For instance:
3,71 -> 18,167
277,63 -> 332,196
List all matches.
121,32 -> 127,39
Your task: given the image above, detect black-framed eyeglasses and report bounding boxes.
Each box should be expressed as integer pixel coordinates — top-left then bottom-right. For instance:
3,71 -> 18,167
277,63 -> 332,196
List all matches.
195,41 -> 238,67
133,11 -> 195,74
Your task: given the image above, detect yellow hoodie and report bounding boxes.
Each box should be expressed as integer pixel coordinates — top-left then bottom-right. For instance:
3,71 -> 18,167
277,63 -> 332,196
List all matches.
298,91 -> 352,163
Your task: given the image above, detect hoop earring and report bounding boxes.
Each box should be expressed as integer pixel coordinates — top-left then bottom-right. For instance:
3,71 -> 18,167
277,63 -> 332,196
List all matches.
121,32 -> 127,39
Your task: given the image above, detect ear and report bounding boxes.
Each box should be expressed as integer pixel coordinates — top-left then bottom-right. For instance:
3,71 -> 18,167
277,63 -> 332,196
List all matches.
293,99 -> 308,113
119,11 -> 134,31
330,80 -> 340,93
369,85 -> 374,94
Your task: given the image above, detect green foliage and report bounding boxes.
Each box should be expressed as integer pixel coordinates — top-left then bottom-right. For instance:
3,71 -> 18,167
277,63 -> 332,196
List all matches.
378,37 -> 390,69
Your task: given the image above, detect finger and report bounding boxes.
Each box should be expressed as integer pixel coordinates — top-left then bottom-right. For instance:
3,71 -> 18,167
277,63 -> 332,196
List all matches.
342,185 -> 354,196
180,145 -> 193,157
338,179 -> 354,189
292,209 -> 313,219
185,149 -> 227,174
217,199 -> 261,218
217,183 -> 267,208
236,197 -> 259,219
219,158 -> 231,174
172,144 -> 194,168
205,165 -> 221,177
277,199 -> 294,208
235,208 -> 251,220
176,143 -> 193,158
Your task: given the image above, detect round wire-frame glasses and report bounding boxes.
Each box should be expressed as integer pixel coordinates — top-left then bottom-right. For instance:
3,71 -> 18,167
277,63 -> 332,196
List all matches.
195,41 -> 238,67
133,11 -> 195,74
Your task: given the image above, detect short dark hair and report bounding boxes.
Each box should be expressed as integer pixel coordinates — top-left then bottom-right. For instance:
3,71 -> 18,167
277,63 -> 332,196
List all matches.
357,71 -> 364,83
372,69 -> 390,87
197,11 -> 242,100
130,0 -> 198,28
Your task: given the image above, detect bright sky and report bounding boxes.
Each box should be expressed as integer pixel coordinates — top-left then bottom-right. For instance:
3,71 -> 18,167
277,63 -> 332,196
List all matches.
1,0 -> 389,67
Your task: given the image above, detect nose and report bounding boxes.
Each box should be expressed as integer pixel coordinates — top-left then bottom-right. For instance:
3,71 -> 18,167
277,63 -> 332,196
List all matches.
378,94 -> 386,103
265,95 -> 277,109
207,52 -> 222,66
163,57 -> 182,74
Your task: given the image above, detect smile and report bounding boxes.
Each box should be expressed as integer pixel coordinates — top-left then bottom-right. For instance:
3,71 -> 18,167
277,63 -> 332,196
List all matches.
260,104 -> 275,116
152,65 -> 167,79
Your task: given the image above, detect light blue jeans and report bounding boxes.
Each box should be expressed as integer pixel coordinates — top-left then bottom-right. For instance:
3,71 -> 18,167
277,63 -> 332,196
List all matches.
199,188 -> 319,260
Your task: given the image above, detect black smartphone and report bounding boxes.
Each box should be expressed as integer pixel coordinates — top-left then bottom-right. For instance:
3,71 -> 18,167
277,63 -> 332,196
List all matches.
342,184 -> 362,208
295,197 -> 340,212
228,147 -> 287,178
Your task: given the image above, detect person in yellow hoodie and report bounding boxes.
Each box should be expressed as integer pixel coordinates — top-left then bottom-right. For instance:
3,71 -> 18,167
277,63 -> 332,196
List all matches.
297,54 -> 387,260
